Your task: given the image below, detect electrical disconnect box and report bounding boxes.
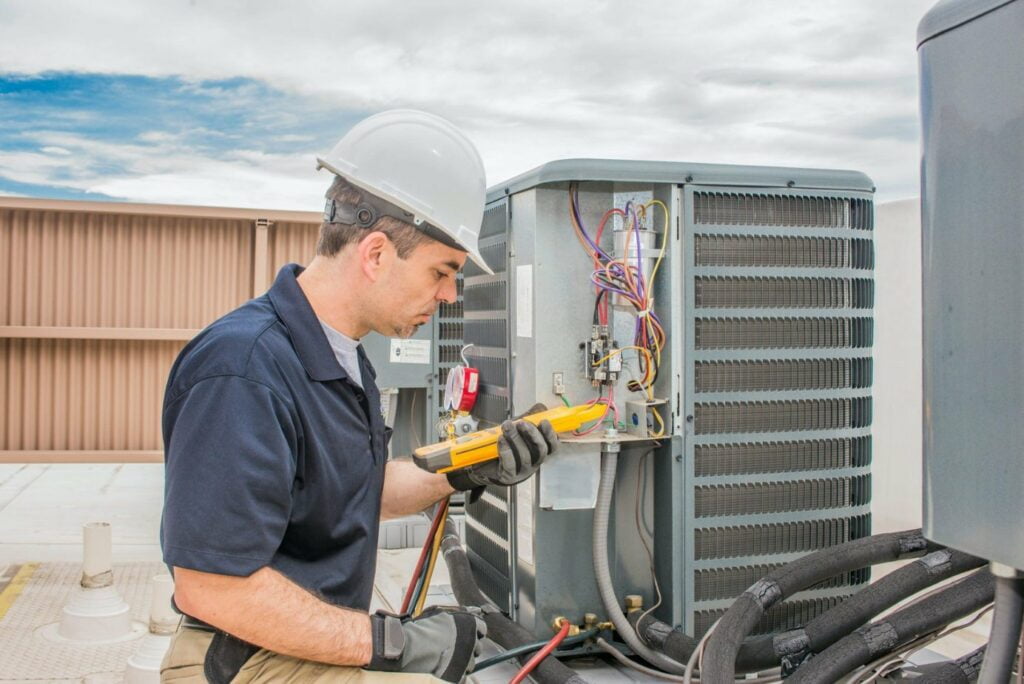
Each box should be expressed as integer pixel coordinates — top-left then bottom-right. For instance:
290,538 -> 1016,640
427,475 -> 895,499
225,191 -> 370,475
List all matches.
461,160 -> 875,639
918,0 -> 1024,569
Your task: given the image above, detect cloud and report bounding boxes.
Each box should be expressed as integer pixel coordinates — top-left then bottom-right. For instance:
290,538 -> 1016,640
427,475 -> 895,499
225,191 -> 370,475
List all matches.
0,0 -> 937,205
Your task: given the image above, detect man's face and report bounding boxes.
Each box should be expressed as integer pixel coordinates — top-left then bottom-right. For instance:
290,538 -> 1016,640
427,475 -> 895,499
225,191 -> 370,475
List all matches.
373,239 -> 466,338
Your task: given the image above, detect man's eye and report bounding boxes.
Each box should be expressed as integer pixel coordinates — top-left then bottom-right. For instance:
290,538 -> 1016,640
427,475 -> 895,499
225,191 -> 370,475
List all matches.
435,270 -> 446,281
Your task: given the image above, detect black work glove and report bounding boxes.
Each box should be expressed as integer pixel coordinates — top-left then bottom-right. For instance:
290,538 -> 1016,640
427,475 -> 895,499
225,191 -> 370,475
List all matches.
446,406 -> 558,492
367,606 -> 487,682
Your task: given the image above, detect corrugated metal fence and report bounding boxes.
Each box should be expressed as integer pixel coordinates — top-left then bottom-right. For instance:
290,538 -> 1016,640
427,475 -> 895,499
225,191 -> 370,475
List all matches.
0,197 -> 320,463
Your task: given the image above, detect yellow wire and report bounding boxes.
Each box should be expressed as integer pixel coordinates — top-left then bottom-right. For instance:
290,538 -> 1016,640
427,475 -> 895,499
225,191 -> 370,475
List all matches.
591,345 -> 652,370
651,407 -> 666,437
644,199 -> 670,289
414,501 -> 448,616
638,200 -> 669,372
592,346 -> 655,398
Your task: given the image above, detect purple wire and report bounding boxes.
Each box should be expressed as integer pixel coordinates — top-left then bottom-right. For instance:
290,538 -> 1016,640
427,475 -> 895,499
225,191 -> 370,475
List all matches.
571,186 -> 615,262
633,207 -> 645,301
574,187 -> 664,352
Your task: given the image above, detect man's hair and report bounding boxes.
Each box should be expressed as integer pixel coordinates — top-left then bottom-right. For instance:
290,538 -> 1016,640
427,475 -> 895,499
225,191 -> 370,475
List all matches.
316,176 -> 434,258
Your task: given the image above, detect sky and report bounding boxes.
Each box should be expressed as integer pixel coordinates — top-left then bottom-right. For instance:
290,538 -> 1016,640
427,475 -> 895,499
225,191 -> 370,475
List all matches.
0,0 -> 935,211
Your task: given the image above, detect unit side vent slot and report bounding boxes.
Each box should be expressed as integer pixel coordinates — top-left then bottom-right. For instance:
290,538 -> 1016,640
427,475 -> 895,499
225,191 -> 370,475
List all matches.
695,397 -> 871,434
438,301 -> 464,318
695,437 -> 872,477
695,475 -> 872,518
466,356 -> 508,390
439,322 -> 464,341
695,317 -> 873,350
695,358 -> 873,393
465,548 -> 511,613
464,281 -> 507,311
695,515 -> 872,560
438,344 -> 464,365
473,392 -> 511,426
463,525 -> 509,586
695,596 -> 852,637
466,501 -> 509,542
463,319 -> 507,348
480,204 -> 509,239
695,235 -> 874,269
695,277 -> 874,309
693,193 -> 873,230
465,240 -> 509,278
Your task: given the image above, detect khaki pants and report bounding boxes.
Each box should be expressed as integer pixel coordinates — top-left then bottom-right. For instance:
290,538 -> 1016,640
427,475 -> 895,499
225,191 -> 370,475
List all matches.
161,626 -> 443,683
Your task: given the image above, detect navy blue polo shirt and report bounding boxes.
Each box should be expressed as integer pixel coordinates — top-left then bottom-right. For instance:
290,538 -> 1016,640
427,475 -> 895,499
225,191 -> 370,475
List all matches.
161,264 -> 389,611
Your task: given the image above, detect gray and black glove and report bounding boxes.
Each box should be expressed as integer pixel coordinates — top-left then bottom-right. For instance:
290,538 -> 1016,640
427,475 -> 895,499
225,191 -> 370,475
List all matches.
367,606 -> 487,682
446,410 -> 558,492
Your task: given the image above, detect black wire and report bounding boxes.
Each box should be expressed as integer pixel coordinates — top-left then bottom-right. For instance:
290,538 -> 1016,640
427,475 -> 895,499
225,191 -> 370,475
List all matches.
473,628 -> 601,671
593,289 -> 606,325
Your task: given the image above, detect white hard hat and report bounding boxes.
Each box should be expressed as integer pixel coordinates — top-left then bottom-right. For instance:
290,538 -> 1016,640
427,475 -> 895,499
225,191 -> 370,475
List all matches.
317,109 -> 494,275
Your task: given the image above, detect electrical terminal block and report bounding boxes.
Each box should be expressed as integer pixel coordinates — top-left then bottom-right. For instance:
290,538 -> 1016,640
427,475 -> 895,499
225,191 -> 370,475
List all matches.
583,325 -> 621,386
625,399 -> 669,439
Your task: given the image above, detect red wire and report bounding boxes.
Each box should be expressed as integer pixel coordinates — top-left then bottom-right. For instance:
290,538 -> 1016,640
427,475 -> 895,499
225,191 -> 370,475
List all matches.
593,209 -> 622,326
510,620 -> 571,684
399,498 -> 448,614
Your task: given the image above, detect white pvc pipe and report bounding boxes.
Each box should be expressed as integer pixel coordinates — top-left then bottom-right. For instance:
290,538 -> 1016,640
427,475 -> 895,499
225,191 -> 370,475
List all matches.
149,574 -> 178,634
82,521 -> 113,587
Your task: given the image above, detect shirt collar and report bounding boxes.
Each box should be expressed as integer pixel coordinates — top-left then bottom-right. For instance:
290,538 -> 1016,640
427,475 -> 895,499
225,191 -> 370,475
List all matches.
267,263 -> 351,383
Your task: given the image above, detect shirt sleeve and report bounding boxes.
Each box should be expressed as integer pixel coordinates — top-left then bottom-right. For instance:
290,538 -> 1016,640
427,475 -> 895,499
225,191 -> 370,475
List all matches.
161,375 -> 299,577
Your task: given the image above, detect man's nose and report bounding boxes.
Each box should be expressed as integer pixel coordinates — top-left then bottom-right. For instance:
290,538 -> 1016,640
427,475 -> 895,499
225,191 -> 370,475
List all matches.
438,277 -> 458,304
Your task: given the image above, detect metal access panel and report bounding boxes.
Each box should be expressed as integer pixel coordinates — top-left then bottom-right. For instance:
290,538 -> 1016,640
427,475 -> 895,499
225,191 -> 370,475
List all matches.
460,198 -> 518,614
918,0 -> 1024,568
662,185 -> 875,636
461,160 -> 876,640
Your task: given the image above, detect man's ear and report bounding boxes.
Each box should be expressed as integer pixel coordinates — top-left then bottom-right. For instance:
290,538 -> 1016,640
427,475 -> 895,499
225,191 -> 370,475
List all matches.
358,231 -> 391,282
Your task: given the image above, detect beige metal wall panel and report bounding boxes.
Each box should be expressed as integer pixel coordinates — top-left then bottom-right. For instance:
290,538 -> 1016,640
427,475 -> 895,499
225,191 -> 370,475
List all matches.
265,220 -> 320,290
0,197 -> 321,463
0,208 -> 254,329
0,337 -> 181,451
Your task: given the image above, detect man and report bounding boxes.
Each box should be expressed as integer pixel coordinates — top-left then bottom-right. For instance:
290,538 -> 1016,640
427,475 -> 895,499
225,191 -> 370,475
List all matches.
159,110 -> 557,683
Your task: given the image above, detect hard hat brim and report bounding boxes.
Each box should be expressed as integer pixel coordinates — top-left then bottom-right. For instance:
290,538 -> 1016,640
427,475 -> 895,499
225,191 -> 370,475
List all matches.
317,157 -> 495,276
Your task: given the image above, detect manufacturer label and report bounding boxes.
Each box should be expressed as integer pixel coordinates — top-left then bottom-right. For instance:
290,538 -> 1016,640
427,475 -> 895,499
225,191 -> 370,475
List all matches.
389,338 -> 431,364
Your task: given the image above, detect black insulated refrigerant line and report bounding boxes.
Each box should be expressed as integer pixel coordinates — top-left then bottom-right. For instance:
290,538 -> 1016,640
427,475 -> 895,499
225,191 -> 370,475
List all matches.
699,529 -> 939,684
439,521 -> 589,684
977,574 -> 1024,684
632,548 -> 983,673
785,569 -> 994,684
